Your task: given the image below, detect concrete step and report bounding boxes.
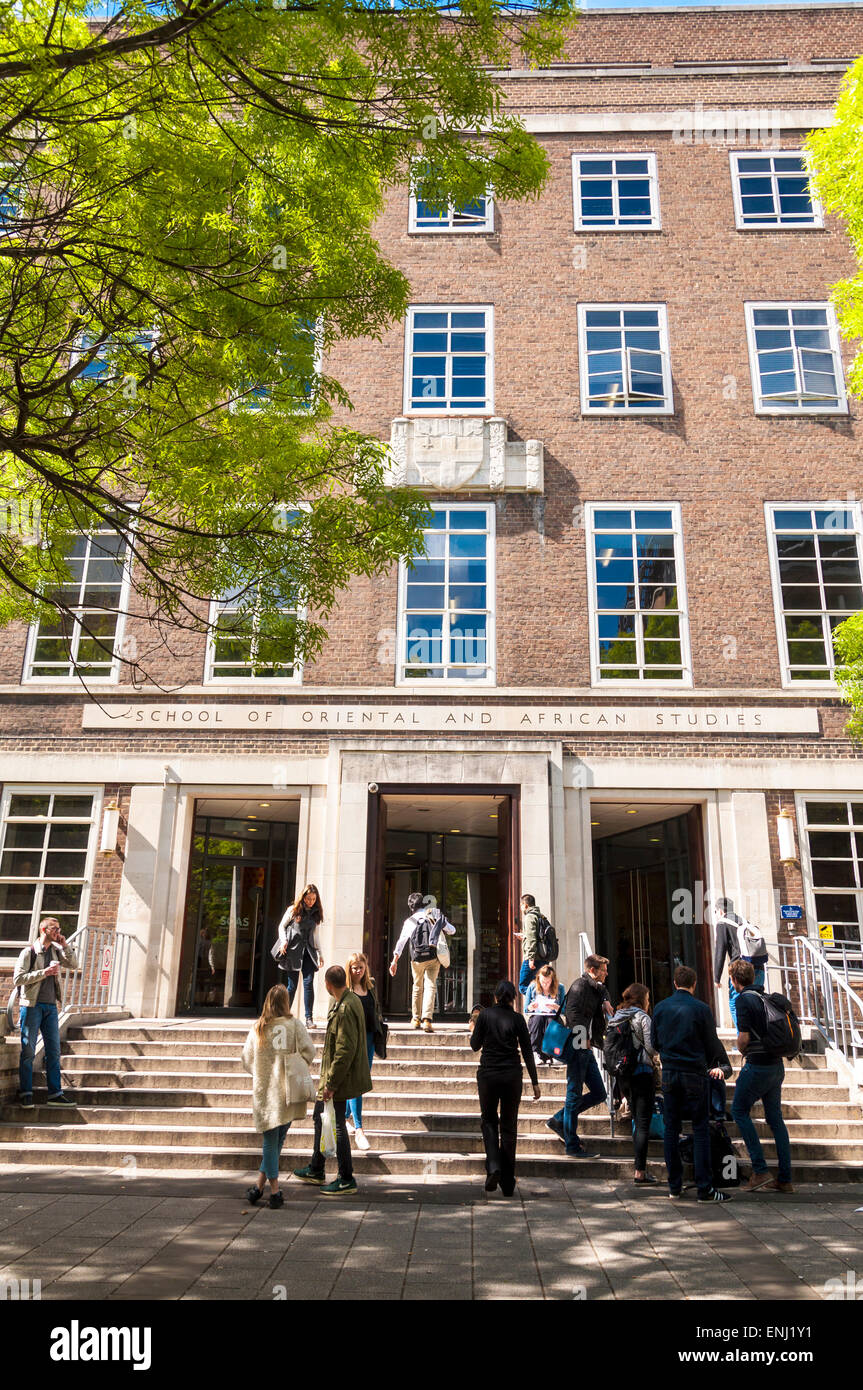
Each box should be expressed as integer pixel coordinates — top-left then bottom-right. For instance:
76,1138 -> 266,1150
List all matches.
0,1139 -> 858,1182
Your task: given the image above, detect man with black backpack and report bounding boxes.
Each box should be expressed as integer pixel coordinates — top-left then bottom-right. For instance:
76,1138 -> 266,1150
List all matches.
713,897 -> 769,1029
729,959 -> 796,1194
12,917 -> 78,1108
515,895 -> 558,996
389,891 -> 455,1033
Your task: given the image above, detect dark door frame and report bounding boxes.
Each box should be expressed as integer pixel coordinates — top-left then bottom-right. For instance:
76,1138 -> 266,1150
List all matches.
363,784 -> 521,993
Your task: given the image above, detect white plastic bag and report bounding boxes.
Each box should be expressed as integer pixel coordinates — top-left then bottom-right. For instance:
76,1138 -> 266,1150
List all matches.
320,1099 -> 338,1158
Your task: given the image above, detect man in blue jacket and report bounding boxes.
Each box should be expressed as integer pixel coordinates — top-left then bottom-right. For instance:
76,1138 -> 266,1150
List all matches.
652,964 -> 732,1203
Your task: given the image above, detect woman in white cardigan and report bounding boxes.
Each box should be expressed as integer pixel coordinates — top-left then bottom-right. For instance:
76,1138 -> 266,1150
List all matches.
242,983 -> 315,1208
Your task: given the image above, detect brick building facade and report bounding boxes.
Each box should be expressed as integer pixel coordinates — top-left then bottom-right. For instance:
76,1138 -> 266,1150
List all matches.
2,3 -> 862,1023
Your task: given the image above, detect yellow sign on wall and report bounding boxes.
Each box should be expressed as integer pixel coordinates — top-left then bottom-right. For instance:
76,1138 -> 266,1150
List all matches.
818,923 -> 835,943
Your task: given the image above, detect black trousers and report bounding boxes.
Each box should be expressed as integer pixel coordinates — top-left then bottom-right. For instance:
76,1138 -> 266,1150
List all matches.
627,1070 -> 657,1171
310,1099 -> 353,1182
477,1070 -> 522,1191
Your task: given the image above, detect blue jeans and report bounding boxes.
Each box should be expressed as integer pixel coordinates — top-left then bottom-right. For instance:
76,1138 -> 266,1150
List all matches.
552,1049 -> 606,1151
347,1032 -> 375,1128
662,1068 -> 712,1196
260,1123 -> 291,1181
728,963 -> 765,1027
19,1002 -> 62,1097
519,959 -> 537,996
731,1059 -> 791,1184
286,953 -> 317,1019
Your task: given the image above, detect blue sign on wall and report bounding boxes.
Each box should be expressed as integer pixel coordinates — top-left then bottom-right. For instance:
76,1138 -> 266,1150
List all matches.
780,905 -> 803,920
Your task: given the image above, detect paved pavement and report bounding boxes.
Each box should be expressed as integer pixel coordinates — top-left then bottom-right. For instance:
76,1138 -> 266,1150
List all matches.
0,1167 -> 860,1301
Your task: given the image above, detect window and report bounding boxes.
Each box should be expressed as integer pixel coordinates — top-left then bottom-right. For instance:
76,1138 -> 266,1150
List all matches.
404,306 -> 493,413
586,504 -> 691,684
71,330 -> 157,384
800,798 -> 863,949
206,582 -> 303,682
24,527 -> 131,681
766,503 -> 863,685
0,166 -> 20,236
231,319 -> 323,413
409,176 -> 493,233
572,153 -> 660,231
745,303 -> 846,414
0,788 -> 100,946
731,151 -> 822,229
578,305 -> 673,414
398,504 -> 495,684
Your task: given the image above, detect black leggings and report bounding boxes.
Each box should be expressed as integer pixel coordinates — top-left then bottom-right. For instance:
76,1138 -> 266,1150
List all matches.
628,1071 -> 657,1172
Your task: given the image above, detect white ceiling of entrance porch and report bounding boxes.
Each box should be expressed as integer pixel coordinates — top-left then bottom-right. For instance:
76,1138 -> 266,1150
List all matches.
590,801 -> 694,840
195,798 -> 301,823
383,793 -> 506,835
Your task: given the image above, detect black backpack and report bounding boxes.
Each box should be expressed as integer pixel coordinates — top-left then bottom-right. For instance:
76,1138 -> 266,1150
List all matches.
602,1013 -> 639,1080
534,914 -> 559,964
744,990 -> 802,1060
409,913 -> 437,963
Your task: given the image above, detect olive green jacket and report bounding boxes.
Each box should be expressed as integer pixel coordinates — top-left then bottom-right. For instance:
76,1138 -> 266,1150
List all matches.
522,907 -> 543,962
318,989 -> 373,1102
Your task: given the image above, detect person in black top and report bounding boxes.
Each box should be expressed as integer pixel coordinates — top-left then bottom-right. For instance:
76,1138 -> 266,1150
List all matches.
729,959 -> 793,1193
469,980 -> 540,1196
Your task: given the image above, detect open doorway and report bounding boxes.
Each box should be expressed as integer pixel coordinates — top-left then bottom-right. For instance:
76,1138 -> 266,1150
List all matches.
592,802 -> 710,1009
176,798 -> 299,1014
364,788 -> 520,1019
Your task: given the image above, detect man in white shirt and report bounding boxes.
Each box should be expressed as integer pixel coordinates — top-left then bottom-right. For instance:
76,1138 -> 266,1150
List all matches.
389,892 -> 456,1033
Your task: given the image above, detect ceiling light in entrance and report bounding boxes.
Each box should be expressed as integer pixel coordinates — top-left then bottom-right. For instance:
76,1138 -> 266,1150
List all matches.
626,809 -> 638,815
259,803 -> 270,808
591,821 -> 600,826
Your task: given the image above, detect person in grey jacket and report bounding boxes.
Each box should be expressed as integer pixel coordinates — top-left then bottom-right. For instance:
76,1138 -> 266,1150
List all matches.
13,917 -> 78,1108
713,897 -> 768,1029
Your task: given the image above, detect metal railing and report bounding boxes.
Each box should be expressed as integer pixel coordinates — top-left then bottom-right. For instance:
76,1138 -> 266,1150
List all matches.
775,936 -> 863,1069
58,925 -> 131,1017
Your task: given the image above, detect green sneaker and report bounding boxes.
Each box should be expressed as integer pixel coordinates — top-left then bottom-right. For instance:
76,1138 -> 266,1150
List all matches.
320,1177 -> 358,1197
292,1165 -> 324,1185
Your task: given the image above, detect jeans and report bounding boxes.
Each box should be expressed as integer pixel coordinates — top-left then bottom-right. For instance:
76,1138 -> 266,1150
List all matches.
411,958 -> 440,1023
662,1068 -> 712,1196
527,1013 -> 554,1054
260,1123 -> 291,1181
731,1059 -> 791,1184
518,959 -> 537,996
477,1070 -> 522,1191
310,1099 -> 353,1182
19,1002 -> 62,1097
346,1033 -> 375,1128
728,963 -> 765,1027
628,1070 -> 657,1172
552,1049 -> 606,1152
286,952 -> 317,1019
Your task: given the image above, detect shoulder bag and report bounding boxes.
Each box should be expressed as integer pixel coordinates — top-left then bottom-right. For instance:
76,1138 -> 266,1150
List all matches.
283,1019 -> 315,1106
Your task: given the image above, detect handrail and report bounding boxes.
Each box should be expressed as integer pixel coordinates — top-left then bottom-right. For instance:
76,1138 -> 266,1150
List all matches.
578,932 -> 591,973
777,936 -> 863,1069
56,924 -> 131,1018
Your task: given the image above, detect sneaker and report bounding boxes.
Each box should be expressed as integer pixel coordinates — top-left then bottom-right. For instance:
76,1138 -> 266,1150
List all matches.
245,1186 -> 264,1205
766,1179 -> 795,1194
533,1052 -> 544,1068
292,1165 -> 325,1185
345,1117 -> 356,1134
567,1145 -> 602,1159
412,1019 -> 422,1030
668,1189 -> 683,1201
45,1094 -> 74,1107
546,1117 -> 565,1143
697,1188 -> 732,1203
305,1018 -> 314,1029
422,1020 -> 433,1033
268,1191 -> 284,1209
746,1171 -> 773,1192
354,1129 -> 370,1151
320,1177 -> 358,1197
484,1168 -> 501,1193
17,1094 -> 34,1110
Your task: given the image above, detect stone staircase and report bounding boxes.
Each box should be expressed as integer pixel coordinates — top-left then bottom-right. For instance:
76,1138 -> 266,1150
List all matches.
0,1018 -> 862,1182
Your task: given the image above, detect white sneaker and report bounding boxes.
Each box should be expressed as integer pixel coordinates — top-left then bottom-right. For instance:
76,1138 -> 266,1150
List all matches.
354,1128 -> 370,1150
346,1118 -> 356,1134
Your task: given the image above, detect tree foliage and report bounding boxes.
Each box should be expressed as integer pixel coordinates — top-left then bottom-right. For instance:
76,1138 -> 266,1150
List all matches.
0,0 -> 577,685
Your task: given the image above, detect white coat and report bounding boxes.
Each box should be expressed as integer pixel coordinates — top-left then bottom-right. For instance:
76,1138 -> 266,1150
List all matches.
242,1016 -> 316,1133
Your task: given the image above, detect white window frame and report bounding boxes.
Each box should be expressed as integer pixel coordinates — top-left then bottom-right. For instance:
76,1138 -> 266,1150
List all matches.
70,329 -> 158,385
730,149 -> 823,231
577,304 -> 674,416
745,302 -> 848,416
22,526 -> 134,685
0,164 -> 20,239
408,178 -> 494,234
585,501 -> 693,688
0,785 -> 102,951
403,305 -> 494,416
796,792 -> 863,958
396,501 -> 496,688
572,152 -> 661,232
764,500 -> 863,690
228,318 -> 324,415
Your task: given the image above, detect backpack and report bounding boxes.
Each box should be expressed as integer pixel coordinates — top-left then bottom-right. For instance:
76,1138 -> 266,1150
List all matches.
743,990 -> 802,1060
602,1013 -> 639,1080
534,914 -> 559,964
728,918 -> 766,959
409,912 -> 437,963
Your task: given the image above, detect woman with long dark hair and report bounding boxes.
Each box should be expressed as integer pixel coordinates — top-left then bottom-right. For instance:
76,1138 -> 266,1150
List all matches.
469,980 -> 540,1197
276,883 -> 324,1029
